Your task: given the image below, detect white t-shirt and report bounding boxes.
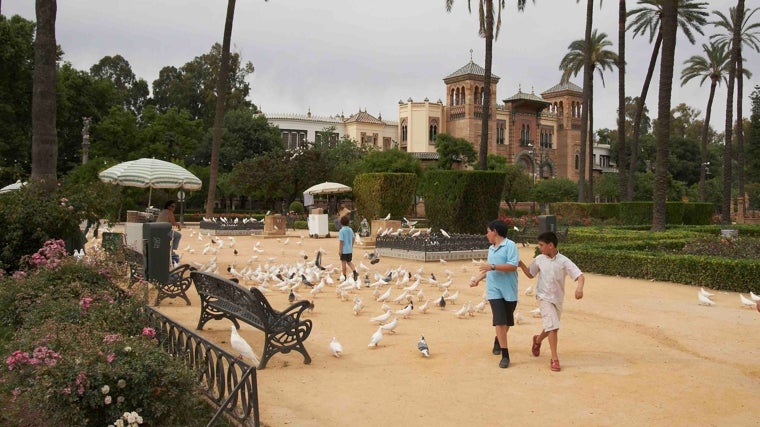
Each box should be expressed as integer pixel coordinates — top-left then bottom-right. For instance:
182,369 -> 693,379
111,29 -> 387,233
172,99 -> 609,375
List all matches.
527,252 -> 582,308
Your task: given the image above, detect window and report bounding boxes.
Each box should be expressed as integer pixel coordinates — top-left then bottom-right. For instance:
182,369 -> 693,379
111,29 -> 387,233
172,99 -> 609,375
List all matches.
281,129 -> 307,151
496,120 -> 506,145
575,152 -> 580,170
474,87 -> 480,105
315,131 -> 339,148
429,118 -> 439,144
401,120 -> 408,142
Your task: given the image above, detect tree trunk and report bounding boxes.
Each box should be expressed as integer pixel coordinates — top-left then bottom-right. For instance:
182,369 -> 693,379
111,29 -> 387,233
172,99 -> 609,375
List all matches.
578,0 -> 593,202
205,0 -> 236,217
479,1 -> 494,170
617,0 -> 628,201
588,77 -> 594,201
628,33 -> 662,201
31,0 -> 58,191
736,22 -> 746,203
652,0 -> 677,232
700,79 -> 717,202
721,0 -> 742,224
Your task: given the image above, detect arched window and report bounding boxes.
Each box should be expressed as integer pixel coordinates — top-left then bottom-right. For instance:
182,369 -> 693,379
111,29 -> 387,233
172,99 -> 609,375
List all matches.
474,87 -> 480,105
429,118 -> 439,143
461,86 -> 466,105
450,89 -> 455,106
455,88 -> 460,105
401,119 -> 408,142
558,101 -> 564,116
574,152 -> 580,170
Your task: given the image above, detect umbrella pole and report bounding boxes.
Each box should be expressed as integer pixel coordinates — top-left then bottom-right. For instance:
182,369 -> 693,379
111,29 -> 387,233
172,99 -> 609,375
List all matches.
148,187 -> 152,208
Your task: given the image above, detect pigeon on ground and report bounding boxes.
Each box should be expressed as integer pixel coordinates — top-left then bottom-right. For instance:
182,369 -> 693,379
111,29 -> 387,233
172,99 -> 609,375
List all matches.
418,336 -> 430,357
230,326 -> 260,367
740,294 -> 756,308
395,301 -> 413,318
699,287 -> 714,299
370,310 -> 392,324
438,296 -> 447,310
698,291 -> 715,306
288,289 -> 296,303
380,317 -> 399,333
383,213 -> 391,220
750,291 -> 760,302
419,299 -> 430,313
440,229 -> 451,238
368,327 -> 384,347
329,337 -> 343,358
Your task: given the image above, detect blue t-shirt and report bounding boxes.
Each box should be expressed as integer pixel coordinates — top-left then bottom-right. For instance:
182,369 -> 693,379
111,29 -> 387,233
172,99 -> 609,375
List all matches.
339,226 -> 354,254
485,238 -> 519,301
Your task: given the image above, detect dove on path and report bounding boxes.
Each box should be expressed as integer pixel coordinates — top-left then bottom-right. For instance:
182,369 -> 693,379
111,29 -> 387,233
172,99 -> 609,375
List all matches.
329,337 -> 343,358
418,336 -> 430,357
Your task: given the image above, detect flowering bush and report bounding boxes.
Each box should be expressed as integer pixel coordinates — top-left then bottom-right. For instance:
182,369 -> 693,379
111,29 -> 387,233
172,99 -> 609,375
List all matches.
681,236 -> 760,259
19,239 -> 68,270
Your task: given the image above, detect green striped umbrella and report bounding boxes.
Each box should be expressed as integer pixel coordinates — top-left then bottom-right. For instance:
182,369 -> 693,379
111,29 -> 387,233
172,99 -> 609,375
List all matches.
98,158 -> 201,205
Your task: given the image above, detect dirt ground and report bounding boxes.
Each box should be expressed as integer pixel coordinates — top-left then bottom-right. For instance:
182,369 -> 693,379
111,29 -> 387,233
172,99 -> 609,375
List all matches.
103,224 -> 760,426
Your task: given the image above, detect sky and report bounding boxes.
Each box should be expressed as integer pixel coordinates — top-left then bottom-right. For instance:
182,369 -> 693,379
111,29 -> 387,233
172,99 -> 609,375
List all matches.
4,0 -> 758,133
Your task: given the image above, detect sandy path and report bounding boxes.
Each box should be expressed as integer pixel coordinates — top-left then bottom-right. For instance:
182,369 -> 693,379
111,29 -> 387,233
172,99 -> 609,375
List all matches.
110,225 -> 760,426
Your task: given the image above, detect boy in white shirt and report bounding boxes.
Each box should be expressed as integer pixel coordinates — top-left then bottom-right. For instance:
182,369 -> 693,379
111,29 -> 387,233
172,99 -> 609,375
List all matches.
518,231 -> 584,372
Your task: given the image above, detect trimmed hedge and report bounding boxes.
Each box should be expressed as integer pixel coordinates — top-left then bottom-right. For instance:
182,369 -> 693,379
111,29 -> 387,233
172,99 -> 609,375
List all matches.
354,173 -> 417,221
551,202 -> 714,225
420,170 -> 506,234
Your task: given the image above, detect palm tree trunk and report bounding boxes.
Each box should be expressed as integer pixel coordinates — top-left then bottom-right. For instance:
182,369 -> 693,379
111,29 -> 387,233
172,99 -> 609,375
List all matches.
722,0 -> 743,224
479,1 -> 494,170
628,33 -> 662,201
31,0 -> 58,191
205,0 -> 236,217
652,0 -> 677,232
578,0 -> 594,202
700,79 -> 717,202
588,79 -> 594,201
617,0 -> 628,201
736,45 -> 745,203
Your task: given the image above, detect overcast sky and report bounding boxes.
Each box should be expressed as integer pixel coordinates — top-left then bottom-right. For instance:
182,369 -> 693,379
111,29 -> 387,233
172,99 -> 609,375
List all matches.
4,0 -> 757,133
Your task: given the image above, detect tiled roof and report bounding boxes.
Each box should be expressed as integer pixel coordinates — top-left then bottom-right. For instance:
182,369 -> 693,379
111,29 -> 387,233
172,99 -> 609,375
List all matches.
444,60 -> 500,80
541,81 -> 583,95
345,110 -> 383,124
504,89 -> 548,103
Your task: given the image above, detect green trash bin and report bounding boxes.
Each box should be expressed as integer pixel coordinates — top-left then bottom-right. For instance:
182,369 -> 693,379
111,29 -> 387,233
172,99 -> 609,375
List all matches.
142,223 -> 170,285
538,215 -> 556,234
101,232 -> 125,254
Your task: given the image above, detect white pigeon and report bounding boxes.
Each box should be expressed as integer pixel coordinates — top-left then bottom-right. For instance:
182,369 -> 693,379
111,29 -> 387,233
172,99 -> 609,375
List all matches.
440,229 -> 451,238
395,302 -> 413,318
524,285 -> 535,296
699,287 -> 715,299
475,300 -> 487,313
529,307 -> 541,317
739,294 -> 756,308
418,299 -> 430,313
230,326 -> 260,367
697,291 -> 715,306
368,327 -> 384,347
383,213 -> 391,220
750,291 -> 760,302
370,310 -> 392,324
515,310 -> 525,325
417,336 -> 430,357
376,288 -> 392,302
380,317 -> 399,333
453,304 -> 468,318
355,234 -> 363,245
329,337 -> 343,358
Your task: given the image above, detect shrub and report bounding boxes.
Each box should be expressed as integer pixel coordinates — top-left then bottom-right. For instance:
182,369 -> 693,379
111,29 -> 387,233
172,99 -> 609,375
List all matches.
289,200 -> 305,215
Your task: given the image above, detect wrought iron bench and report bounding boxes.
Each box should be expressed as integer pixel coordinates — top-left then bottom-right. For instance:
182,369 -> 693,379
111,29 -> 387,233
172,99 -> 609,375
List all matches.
124,247 -> 195,306
190,271 -> 313,369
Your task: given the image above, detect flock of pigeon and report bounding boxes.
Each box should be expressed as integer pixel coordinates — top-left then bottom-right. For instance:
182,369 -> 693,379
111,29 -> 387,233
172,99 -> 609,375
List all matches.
697,286 -> 760,308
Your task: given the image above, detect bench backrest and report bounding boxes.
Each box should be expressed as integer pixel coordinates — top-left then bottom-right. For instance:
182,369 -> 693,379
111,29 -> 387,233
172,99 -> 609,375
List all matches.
191,271 -> 273,329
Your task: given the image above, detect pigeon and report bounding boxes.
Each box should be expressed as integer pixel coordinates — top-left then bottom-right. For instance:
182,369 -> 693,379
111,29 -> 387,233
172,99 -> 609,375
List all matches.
376,288 -> 392,303
370,310 -> 392,324
739,294 -> 756,308
288,289 -> 296,303
438,296 -> 447,309
419,299 -> 430,313
417,336 -> 430,357
383,213 -> 391,220
750,291 -> 760,302
329,337 -> 343,358
368,327 -> 384,347
699,287 -> 714,299
440,229 -> 451,238
380,317 -> 399,333
395,301 -> 413,318
697,291 -> 715,306
301,274 -> 314,288
529,307 -> 541,317
453,305 -> 468,318
230,326 -> 260,367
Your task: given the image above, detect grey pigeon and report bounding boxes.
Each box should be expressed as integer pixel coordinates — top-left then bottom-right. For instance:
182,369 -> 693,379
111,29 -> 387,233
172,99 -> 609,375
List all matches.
418,336 -> 430,357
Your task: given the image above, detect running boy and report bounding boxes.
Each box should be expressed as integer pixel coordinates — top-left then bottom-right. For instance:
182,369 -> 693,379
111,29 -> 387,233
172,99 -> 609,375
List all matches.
338,215 -> 359,281
517,231 -> 584,372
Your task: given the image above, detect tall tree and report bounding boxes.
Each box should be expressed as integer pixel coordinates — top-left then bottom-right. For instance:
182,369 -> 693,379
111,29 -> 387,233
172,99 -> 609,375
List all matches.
618,0 -> 629,201
626,0 -> 708,201
205,0 -> 238,217
31,0 -> 58,190
680,42 -> 732,201
89,54 -> 149,115
559,29 -> 619,201
711,4 -> 760,204
445,0 -> 530,170
652,0 -> 678,232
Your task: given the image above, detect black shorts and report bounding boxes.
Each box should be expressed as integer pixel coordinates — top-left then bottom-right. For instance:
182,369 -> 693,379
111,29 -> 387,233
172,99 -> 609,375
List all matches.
489,299 -> 517,326
340,253 -> 353,262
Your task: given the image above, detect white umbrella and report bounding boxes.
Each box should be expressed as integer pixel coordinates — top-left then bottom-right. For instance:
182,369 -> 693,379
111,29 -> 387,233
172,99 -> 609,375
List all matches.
98,158 -> 201,205
303,181 -> 352,195
0,180 -> 26,194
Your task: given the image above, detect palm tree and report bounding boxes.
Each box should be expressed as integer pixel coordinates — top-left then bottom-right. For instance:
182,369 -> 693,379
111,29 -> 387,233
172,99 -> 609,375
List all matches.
626,0 -> 709,201
206,0 -> 239,216
680,42 -> 733,202
445,0 -> 531,170
711,5 -> 760,206
31,0 -> 58,191
652,0 -> 678,232
618,0 -> 628,201
559,30 -> 619,201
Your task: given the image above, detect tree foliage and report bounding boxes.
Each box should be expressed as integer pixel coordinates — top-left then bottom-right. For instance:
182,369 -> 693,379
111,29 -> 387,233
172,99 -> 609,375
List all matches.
435,133 -> 478,169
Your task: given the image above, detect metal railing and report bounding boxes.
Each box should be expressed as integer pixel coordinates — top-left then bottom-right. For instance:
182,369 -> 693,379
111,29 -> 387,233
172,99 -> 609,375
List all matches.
376,232 -> 488,252
145,307 -> 260,427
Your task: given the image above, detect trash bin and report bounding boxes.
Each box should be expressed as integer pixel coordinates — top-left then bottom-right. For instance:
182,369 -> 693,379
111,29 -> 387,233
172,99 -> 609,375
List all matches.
538,215 -> 556,234
142,223 -> 170,284
101,232 -> 125,255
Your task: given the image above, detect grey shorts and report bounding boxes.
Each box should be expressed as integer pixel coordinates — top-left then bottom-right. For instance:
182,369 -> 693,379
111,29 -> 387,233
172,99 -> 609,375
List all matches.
489,299 -> 517,326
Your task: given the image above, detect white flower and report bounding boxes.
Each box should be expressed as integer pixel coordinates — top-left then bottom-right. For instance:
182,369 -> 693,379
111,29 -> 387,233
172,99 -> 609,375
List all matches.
117,395 -> 125,403
104,395 -> 112,405
101,385 -> 110,394
117,379 -> 127,388
123,346 -> 132,353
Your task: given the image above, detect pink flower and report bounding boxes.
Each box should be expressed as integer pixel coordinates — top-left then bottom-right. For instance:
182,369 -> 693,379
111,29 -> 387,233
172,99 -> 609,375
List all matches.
80,297 -> 94,310
141,327 -> 156,338
12,271 -> 26,280
103,334 -> 122,344
106,353 -> 116,363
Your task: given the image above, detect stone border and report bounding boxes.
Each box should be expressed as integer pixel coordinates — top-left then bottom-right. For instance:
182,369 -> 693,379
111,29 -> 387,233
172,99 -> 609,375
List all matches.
377,248 -> 489,262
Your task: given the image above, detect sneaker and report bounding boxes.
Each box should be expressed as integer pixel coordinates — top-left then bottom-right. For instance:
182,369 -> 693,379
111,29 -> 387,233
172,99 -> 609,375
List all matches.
352,270 -> 359,281
550,359 -> 561,372
531,335 -> 541,357
499,356 -> 510,368
492,337 -> 500,355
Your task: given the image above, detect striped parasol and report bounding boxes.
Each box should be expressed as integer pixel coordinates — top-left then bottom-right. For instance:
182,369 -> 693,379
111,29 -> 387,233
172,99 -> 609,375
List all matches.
98,158 -> 201,205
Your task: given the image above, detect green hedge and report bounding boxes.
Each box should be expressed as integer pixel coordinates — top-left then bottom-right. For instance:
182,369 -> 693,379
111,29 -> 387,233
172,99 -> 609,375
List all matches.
420,170 -> 506,234
354,173 -> 417,221
551,202 -> 713,225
